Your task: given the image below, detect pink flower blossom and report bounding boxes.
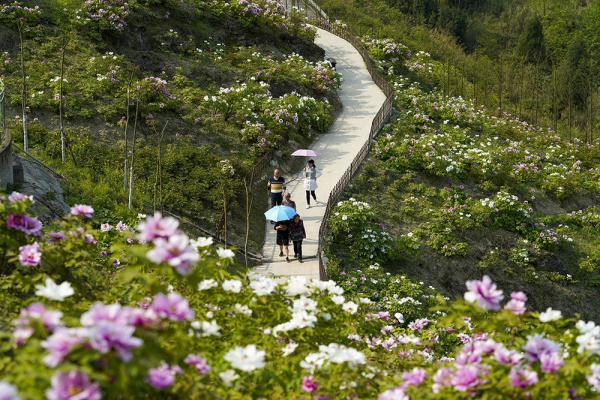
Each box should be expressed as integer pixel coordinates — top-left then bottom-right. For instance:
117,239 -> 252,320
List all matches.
18,242 -> 41,266
401,367 -> 426,388
146,234 -> 199,275
147,363 -> 181,389
137,212 -> 179,242
378,387 -> 408,400
150,293 -> 194,321
432,367 -> 453,393
494,346 -> 523,366
451,365 -> 486,391
523,334 -> 560,362
13,303 -> 62,346
42,328 -> 88,367
509,366 -> 538,388
46,371 -> 101,400
7,214 -> 42,236
540,352 -> 564,373
184,354 -> 211,375
70,204 -> 94,218
504,291 -> 527,315
8,191 -> 32,203
464,275 -> 504,310
408,318 -> 429,331
302,375 -> 318,393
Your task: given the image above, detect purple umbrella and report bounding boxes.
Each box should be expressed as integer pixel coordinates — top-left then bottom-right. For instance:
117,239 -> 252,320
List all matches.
291,149 -> 318,157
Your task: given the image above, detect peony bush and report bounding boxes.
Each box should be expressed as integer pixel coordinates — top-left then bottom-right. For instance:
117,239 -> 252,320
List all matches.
2,193 -> 600,398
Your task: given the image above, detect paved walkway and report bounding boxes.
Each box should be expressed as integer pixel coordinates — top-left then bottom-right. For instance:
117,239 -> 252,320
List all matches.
255,27 -> 387,279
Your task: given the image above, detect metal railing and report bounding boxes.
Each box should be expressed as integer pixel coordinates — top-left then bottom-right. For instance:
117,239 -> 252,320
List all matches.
285,0 -> 395,280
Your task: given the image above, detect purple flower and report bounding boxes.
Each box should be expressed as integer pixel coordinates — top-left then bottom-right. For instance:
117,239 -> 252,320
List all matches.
42,328 -> 88,367
0,381 -> 19,400
150,293 -> 194,321
401,367 -> 426,389
70,204 -> 94,218
13,303 -> 62,346
451,365 -> 486,391
87,321 -> 142,361
147,363 -> 181,389
46,371 -> 101,400
184,354 -> 210,375
432,367 -> 453,393
18,242 -> 41,266
494,346 -> 523,366
509,366 -> 538,388
378,387 -> 408,400
464,275 -> 504,310
408,318 -> 429,331
8,191 -> 32,204
540,352 -> 564,373
7,214 -> 42,236
146,234 -> 199,275
137,212 -> 179,242
301,376 -> 318,393
47,231 -> 66,244
523,335 -> 560,362
504,291 -> 527,315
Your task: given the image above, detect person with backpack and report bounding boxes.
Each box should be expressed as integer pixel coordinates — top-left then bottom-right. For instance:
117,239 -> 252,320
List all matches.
304,160 -> 317,209
290,214 -> 306,262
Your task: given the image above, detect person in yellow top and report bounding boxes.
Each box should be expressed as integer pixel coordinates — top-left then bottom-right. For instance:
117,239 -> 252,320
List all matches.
267,168 -> 286,207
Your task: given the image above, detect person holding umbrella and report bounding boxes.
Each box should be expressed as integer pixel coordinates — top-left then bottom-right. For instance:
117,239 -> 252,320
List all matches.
264,205 -> 297,262
304,159 -> 317,209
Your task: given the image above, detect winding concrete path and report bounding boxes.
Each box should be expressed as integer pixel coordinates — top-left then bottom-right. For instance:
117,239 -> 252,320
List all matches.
255,27 -> 387,279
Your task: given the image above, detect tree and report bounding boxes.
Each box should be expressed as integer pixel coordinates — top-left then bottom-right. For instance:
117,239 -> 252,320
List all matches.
517,15 -> 546,64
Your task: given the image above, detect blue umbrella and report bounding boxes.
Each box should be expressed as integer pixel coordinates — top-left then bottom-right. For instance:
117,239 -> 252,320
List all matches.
264,205 -> 297,222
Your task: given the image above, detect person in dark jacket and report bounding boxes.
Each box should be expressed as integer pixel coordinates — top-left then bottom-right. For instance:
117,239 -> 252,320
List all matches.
274,219 -> 291,262
289,214 -> 306,262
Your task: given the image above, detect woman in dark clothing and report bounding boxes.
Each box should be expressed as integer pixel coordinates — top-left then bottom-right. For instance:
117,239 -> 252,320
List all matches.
289,214 -> 306,262
274,220 -> 291,262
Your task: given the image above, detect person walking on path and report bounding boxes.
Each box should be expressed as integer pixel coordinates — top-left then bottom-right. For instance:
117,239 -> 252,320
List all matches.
283,192 -> 296,210
274,219 -> 291,262
304,160 -> 317,209
290,214 -> 306,262
268,169 -> 286,207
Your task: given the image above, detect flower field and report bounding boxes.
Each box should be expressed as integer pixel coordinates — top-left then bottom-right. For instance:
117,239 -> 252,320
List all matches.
0,0 -> 340,251
325,33 -> 600,320
3,193 -> 600,399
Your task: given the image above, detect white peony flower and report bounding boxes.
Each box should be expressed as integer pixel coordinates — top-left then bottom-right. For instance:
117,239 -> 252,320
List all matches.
249,277 -> 277,296
331,295 -> 345,305
193,320 -> 221,337
293,296 -> 317,313
222,279 -> 242,293
286,276 -> 310,296
216,247 -> 235,259
191,236 -> 213,248
218,369 -> 239,386
282,341 -> 298,357
224,344 -> 265,372
35,278 -> 74,301
342,301 -> 358,315
394,313 -> 405,323
198,279 -> 218,291
234,303 -> 252,316
539,307 -> 562,322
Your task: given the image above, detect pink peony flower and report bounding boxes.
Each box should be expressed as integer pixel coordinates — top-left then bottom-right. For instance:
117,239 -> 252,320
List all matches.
70,204 -> 94,218
523,334 -> 560,362
18,242 -> 41,266
540,352 -> 564,373
8,191 -> 33,203
184,354 -> 211,375
42,328 -> 88,367
509,366 -> 538,388
302,376 -> 318,393
147,363 -> 181,389
401,367 -> 426,389
146,234 -> 199,275
150,293 -> 194,322
7,214 -> 42,236
494,346 -> 523,366
432,367 -> 453,393
504,291 -> 527,315
451,365 -> 486,391
137,212 -> 179,242
464,275 -> 504,310
46,371 -> 101,400
378,387 -> 408,400
0,381 -> 20,400
13,303 -> 63,346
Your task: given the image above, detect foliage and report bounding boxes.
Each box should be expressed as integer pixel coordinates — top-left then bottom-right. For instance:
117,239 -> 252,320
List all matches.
3,195 -> 600,398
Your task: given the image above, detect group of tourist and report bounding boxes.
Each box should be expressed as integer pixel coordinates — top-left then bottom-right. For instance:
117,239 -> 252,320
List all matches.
267,160 -> 318,263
